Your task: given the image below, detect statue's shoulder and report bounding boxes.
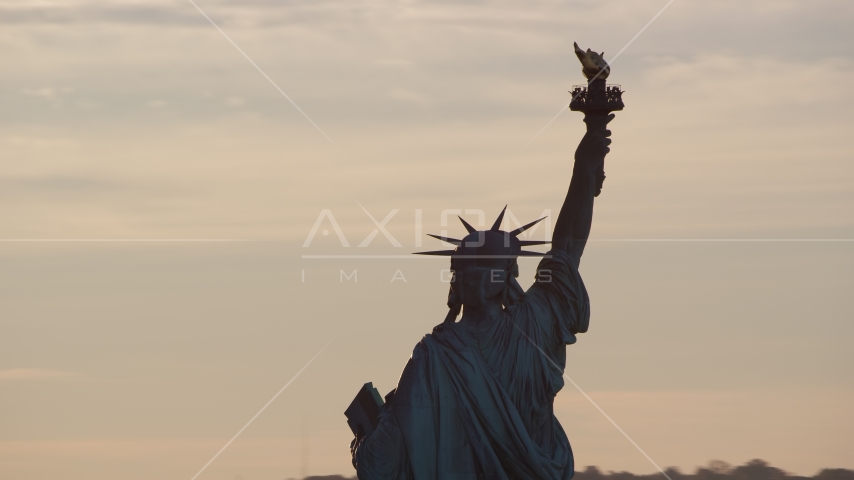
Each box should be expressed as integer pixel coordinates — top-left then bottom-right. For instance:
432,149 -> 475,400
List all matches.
403,326 -> 460,367
423,320 -> 469,350
412,329 -> 443,358
430,321 -> 448,335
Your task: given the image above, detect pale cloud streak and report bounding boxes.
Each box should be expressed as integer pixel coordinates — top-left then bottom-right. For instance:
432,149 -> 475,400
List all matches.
0,368 -> 81,381
185,0 -> 339,148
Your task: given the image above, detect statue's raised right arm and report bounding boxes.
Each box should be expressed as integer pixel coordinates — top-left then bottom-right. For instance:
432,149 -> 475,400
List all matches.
551,112 -> 614,267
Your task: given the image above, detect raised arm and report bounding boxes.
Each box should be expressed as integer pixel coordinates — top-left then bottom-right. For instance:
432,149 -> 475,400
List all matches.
551,112 -> 614,266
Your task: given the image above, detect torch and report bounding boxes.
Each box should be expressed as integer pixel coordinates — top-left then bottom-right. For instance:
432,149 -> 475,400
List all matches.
570,42 -> 624,196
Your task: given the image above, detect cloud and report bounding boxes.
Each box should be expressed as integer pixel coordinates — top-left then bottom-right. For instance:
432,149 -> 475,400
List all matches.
0,2 -> 201,27
0,368 -> 81,381
0,174 -> 121,193
388,88 -> 430,106
373,58 -> 415,70
225,96 -> 245,107
23,87 -> 56,99
638,54 -> 854,109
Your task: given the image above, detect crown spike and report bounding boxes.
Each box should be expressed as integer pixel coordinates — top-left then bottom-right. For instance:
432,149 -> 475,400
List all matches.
427,234 -> 461,246
458,215 -> 477,234
490,205 -> 507,231
510,217 -> 547,237
413,250 -> 457,256
518,240 -> 551,246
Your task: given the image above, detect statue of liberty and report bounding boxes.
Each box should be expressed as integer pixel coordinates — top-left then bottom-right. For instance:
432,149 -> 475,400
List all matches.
348,45 -> 620,480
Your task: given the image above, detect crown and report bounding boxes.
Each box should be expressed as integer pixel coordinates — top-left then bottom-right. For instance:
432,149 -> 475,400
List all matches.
415,206 -> 549,258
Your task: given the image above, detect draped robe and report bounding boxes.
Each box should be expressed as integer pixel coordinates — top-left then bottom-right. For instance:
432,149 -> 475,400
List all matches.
353,250 -> 590,480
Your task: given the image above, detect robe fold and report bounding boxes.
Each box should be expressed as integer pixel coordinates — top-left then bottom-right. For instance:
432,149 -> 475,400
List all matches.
354,250 -> 590,480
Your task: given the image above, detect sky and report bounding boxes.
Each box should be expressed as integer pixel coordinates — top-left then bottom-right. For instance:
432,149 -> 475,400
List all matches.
1,0 -> 853,479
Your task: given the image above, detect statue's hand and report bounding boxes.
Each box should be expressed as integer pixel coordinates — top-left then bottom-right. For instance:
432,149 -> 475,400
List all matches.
584,112 -> 615,132
575,113 -> 614,169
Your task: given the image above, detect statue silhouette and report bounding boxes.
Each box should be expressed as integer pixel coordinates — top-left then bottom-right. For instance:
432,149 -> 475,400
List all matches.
349,46 -> 617,480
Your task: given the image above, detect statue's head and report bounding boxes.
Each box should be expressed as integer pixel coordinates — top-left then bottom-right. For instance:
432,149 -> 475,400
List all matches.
416,207 -> 548,312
